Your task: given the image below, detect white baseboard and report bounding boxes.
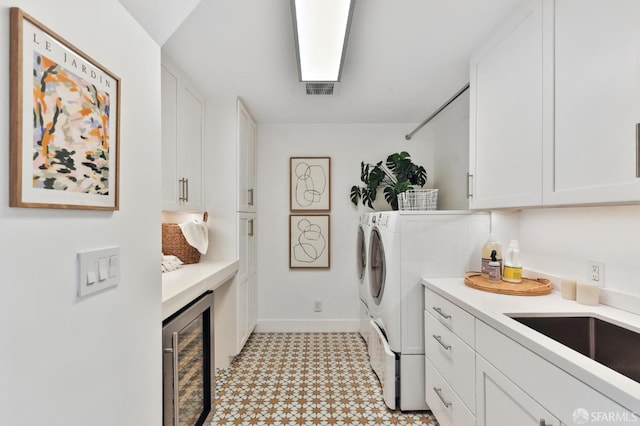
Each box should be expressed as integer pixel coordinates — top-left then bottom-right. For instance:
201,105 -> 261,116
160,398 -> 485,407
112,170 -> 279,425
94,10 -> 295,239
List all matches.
255,319 -> 359,333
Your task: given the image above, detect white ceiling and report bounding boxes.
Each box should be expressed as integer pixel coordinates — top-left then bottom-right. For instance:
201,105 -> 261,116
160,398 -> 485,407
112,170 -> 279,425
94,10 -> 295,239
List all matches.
157,0 -> 527,124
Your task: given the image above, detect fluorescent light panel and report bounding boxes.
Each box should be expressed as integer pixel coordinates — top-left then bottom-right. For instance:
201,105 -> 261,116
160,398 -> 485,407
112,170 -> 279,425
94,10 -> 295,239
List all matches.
292,0 -> 354,82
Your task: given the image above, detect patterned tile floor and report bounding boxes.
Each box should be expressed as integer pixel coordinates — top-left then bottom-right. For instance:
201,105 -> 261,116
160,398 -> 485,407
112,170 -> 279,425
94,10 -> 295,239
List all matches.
212,333 -> 439,425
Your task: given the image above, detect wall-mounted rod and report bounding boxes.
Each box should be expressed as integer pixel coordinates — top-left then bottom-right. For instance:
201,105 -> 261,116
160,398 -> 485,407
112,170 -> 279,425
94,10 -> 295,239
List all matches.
405,83 -> 470,140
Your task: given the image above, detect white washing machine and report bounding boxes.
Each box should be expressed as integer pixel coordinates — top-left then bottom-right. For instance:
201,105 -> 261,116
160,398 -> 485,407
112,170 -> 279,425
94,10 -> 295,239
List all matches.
367,210 -> 489,411
356,213 -> 372,343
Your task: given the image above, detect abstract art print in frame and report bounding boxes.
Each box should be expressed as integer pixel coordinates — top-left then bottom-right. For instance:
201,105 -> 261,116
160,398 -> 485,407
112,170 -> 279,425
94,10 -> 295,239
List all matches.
290,157 -> 331,212
289,214 -> 330,269
9,8 -> 120,210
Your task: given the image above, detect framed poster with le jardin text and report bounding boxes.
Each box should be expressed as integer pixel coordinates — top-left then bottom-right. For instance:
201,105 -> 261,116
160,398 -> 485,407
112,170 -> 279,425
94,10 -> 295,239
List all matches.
9,7 -> 120,210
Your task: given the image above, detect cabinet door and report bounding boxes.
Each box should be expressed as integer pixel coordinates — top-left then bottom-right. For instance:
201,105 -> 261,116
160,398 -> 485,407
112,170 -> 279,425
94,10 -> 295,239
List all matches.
161,57 -> 204,211
237,214 -> 252,284
237,213 -> 256,353
237,100 -> 257,212
469,0 -> 550,209
161,65 -> 179,209
248,272 -> 257,333
476,354 -> 560,426
236,276 -> 249,352
177,86 -> 204,210
544,0 -> 640,205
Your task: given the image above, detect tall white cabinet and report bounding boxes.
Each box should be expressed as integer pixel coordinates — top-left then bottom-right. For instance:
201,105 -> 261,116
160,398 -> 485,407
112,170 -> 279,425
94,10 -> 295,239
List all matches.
235,99 -> 258,354
161,55 -> 204,211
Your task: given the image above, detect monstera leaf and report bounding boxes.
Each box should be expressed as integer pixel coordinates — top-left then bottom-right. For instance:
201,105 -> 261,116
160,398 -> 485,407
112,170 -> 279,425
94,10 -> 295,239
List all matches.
350,152 -> 427,210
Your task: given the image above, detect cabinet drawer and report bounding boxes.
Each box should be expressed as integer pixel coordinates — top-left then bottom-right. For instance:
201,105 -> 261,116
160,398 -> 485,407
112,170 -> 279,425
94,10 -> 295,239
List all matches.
425,356 -> 475,426
424,288 -> 475,347
425,311 -> 475,413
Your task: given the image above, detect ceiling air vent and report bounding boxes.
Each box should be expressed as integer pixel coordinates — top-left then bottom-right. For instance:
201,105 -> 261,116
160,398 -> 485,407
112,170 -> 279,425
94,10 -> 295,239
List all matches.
306,83 -> 334,95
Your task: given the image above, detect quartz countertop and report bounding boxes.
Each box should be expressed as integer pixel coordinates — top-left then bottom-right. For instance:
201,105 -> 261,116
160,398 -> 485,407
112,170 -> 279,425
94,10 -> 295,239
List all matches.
162,258 -> 238,320
422,277 -> 640,415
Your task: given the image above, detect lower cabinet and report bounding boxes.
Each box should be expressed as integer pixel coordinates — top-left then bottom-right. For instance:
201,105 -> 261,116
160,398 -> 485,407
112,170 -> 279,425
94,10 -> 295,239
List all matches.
424,286 -> 636,426
425,357 -> 475,426
236,272 -> 256,352
476,354 -> 559,426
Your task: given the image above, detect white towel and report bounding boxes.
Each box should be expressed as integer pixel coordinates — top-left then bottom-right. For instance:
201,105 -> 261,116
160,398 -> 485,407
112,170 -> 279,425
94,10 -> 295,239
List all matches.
162,254 -> 183,273
178,219 -> 209,254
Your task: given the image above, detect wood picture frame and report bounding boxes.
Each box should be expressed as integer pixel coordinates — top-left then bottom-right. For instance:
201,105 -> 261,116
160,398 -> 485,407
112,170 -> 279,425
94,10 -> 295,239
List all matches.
290,157 -> 331,212
289,214 -> 330,269
9,7 -> 121,210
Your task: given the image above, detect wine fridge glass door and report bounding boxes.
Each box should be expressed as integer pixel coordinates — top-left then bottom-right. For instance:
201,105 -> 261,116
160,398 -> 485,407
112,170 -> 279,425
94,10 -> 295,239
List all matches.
163,292 -> 213,426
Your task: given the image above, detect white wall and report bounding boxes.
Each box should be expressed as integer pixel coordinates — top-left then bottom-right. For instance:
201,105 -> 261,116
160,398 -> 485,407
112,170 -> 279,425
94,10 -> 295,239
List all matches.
256,123 -> 433,331
0,2 -> 162,425
428,90 -> 471,210
516,205 -> 640,298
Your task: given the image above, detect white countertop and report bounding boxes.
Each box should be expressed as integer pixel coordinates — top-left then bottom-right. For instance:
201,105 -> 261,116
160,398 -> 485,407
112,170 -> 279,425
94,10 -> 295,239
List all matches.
422,277 -> 640,415
162,258 -> 238,320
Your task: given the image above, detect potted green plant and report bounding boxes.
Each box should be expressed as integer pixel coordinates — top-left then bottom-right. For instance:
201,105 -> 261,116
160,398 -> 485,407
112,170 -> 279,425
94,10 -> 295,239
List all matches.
350,151 -> 427,210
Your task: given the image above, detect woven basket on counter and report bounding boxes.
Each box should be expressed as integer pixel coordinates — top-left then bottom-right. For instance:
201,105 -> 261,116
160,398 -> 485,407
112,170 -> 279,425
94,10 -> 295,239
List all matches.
162,212 -> 208,264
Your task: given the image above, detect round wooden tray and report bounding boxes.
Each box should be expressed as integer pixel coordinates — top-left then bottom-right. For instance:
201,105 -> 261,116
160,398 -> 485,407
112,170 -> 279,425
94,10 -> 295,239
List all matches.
464,271 -> 552,296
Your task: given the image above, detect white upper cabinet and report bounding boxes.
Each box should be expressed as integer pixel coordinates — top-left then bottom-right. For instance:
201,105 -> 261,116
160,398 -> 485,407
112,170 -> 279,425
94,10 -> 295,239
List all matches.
544,0 -> 640,205
161,56 -> 204,211
237,99 -> 257,213
469,0 -> 551,209
471,0 -> 640,209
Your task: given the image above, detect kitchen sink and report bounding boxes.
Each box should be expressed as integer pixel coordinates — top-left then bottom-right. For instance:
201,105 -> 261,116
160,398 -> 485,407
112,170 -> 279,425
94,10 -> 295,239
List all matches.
508,315 -> 640,384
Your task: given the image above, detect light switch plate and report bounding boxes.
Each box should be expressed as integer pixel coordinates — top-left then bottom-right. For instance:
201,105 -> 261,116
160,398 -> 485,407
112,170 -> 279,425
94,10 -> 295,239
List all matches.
78,247 -> 120,297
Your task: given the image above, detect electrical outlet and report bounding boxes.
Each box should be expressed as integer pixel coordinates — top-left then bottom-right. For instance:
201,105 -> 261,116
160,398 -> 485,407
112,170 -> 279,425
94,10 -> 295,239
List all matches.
314,300 -> 322,312
588,261 -> 604,286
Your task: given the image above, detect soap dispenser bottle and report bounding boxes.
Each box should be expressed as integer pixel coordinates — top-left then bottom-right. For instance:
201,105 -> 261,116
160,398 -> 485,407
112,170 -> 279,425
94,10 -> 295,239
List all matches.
488,250 -> 502,282
503,240 -> 522,283
481,234 -> 502,278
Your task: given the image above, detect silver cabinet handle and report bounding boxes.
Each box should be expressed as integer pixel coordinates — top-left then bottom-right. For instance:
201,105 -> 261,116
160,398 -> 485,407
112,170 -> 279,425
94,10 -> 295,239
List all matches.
171,332 -> 179,426
636,123 -> 640,177
432,306 -> 451,320
433,335 -> 451,350
433,387 -> 452,408
467,173 -> 474,198
248,219 -> 254,237
178,178 -> 190,202
248,188 -> 254,206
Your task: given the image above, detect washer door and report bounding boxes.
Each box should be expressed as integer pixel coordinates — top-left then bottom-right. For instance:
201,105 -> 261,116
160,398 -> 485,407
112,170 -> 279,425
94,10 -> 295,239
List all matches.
368,227 -> 386,306
356,225 -> 366,282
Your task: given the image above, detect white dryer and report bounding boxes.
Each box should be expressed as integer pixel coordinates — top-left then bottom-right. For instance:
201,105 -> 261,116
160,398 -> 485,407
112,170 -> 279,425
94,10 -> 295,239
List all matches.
367,210 -> 489,411
356,213 -> 372,343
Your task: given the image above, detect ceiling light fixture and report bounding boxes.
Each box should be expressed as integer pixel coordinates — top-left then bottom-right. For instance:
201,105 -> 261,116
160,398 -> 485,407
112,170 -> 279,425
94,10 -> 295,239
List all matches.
290,0 -> 355,83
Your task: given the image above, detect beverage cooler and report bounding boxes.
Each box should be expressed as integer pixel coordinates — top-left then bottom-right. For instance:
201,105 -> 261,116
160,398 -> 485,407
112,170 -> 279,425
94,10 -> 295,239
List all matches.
162,291 -> 214,426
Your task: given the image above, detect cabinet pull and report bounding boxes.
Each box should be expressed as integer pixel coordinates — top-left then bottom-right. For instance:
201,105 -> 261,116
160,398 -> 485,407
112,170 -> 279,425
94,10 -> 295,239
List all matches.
248,188 -> 254,206
636,123 -> 640,177
248,219 -> 254,237
432,306 -> 451,320
433,387 -> 452,408
467,173 -> 474,198
178,178 -> 187,202
185,178 -> 189,203
433,334 -> 451,350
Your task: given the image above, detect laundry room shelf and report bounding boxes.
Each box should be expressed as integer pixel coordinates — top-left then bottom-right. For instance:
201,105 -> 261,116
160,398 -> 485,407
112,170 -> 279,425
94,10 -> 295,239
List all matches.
464,271 -> 552,296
